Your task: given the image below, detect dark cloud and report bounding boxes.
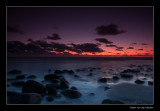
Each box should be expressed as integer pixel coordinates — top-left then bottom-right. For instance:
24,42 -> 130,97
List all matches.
47,33 -> 61,40
106,44 -> 117,47
115,47 -> 124,51
142,43 -> 148,45
138,49 -> 143,50
131,43 -> 137,45
7,25 -> 24,34
71,43 -> 104,53
127,47 -> 134,49
95,24 -> 126,36
95,38 -> 113,44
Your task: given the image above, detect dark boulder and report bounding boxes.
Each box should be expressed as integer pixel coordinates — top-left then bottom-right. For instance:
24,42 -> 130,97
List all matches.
120,74 -> 133,78
46,84 -> 58,95
74,74 -> 80,78
98,78 -> 107,83
46,96 -> 54,102
121,69 -> 140,73
51,79 -> 60,83
45,83 -> 60,89
27,75 -> 36,79
22,80 -> 46,96
54,70 -> 64,74
135,79 -> 145,84
112,76 -> 119,80
102,99 -> 124,104
11,81 -> 25,87
68,70 -> 74,74
44,74 -> 60,81
8,69 -> 21,74
70,86 -> 78,90
60,80 -> 69,89
61,89 -> 82,99
148,81 -> 153,86
16,75 -> 25,79
7,91 -> 42,104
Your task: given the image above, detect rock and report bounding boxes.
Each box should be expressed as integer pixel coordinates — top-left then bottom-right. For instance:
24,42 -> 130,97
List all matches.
45,83 -> 60,89
61,89 -> 82,98
87,73 -> 93,76
44,74 -> 60,81
120,74 -> 133,78
135,79 -> 145,84
46,84 -> 58,95
102,99 -> 124,104
148,81 -> 153,86
22,80 -> 46,96
74,74 -> 80,78
27,75 -> 36,79
8,69 -> 21,74
11,81 -> 25,87
16,75 -> 25,79
98,78 -> 107,83
7,91 -> 42,104
89,93 -> 95,96
104,86 -> 110,91
46,96 -> 54,102
54,70 -> 64,74
146,68 -> 153,72
121,69 -> 140,73
70,86 -> 78,90
51,79 -> 60,83
60,80 -> 69,89
68,70 -> 74,74
112,76 -> 119,80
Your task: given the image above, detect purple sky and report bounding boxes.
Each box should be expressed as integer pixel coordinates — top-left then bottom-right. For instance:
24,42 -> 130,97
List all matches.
7,7 -> 153,57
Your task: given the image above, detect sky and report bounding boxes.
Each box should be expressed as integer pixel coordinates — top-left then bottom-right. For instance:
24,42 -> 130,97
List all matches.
7,7 -> 153,57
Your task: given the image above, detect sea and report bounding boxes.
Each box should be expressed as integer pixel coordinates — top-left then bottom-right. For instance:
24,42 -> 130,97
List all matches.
7,57 -> 154,104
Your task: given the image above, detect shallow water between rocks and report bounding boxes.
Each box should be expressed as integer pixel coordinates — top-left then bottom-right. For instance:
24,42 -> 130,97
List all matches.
7,57 -> 153,104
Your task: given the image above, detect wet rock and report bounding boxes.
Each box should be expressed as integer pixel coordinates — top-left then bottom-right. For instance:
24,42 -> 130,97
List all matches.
70,86 -> 78,90
121,69 -> 140,73
60,80 -> 69,89
22,80 -> 46,96
112,76 -> 119,80
44,74 -> 60,81
68,70 -> 74,74
74,74 -> 80,78
120,74 -> 133,78
46,84 -> 57,95
16,75 -> 25,79
45,83 -> 60,89
104,86 -> 110,91
61,89 -> 82,99
129,64 -> 136,68
27,75 -> 36,79
8,69 -> 21,74
46,96 -> 54,102
98,78 -> 107,83
11,81 -> 25,87
51,79 -> 60,83
89,93 -> 95,96
87,73 -> 93,76
148,81 -> 153,86
146,68 -> 153,72
54,70 -> 64,74
7,91 -> 42,104
102,99 -> 124,104
135,79 -> 145,84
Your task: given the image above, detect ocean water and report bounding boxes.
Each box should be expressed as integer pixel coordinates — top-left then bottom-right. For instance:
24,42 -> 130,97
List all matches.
7,57 -> 153,104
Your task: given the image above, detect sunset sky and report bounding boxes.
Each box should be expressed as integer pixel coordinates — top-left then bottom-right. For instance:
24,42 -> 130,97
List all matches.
7,7 -> 153,57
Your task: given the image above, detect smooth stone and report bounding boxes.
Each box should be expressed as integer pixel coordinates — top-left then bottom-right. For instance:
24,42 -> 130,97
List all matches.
54,70 -> 64,74
51,79 -> 60,83
27,75 -> 36,79
98,78 -> 107,83
44,74 -> 60,81
120,74 -> 133,78
16,75 -> 25,79
70,86 -> 78,90
46,84 -> 57,95
102,99 -> 124,104
112,76 -> 119,80
22,80 -> 46,97
135,79 -> 145,84
60,80 -> 69,89
45,83 -> 60,89
46,96 -> 54,102
7,91 -> 42,104
61,89 -> 82,99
